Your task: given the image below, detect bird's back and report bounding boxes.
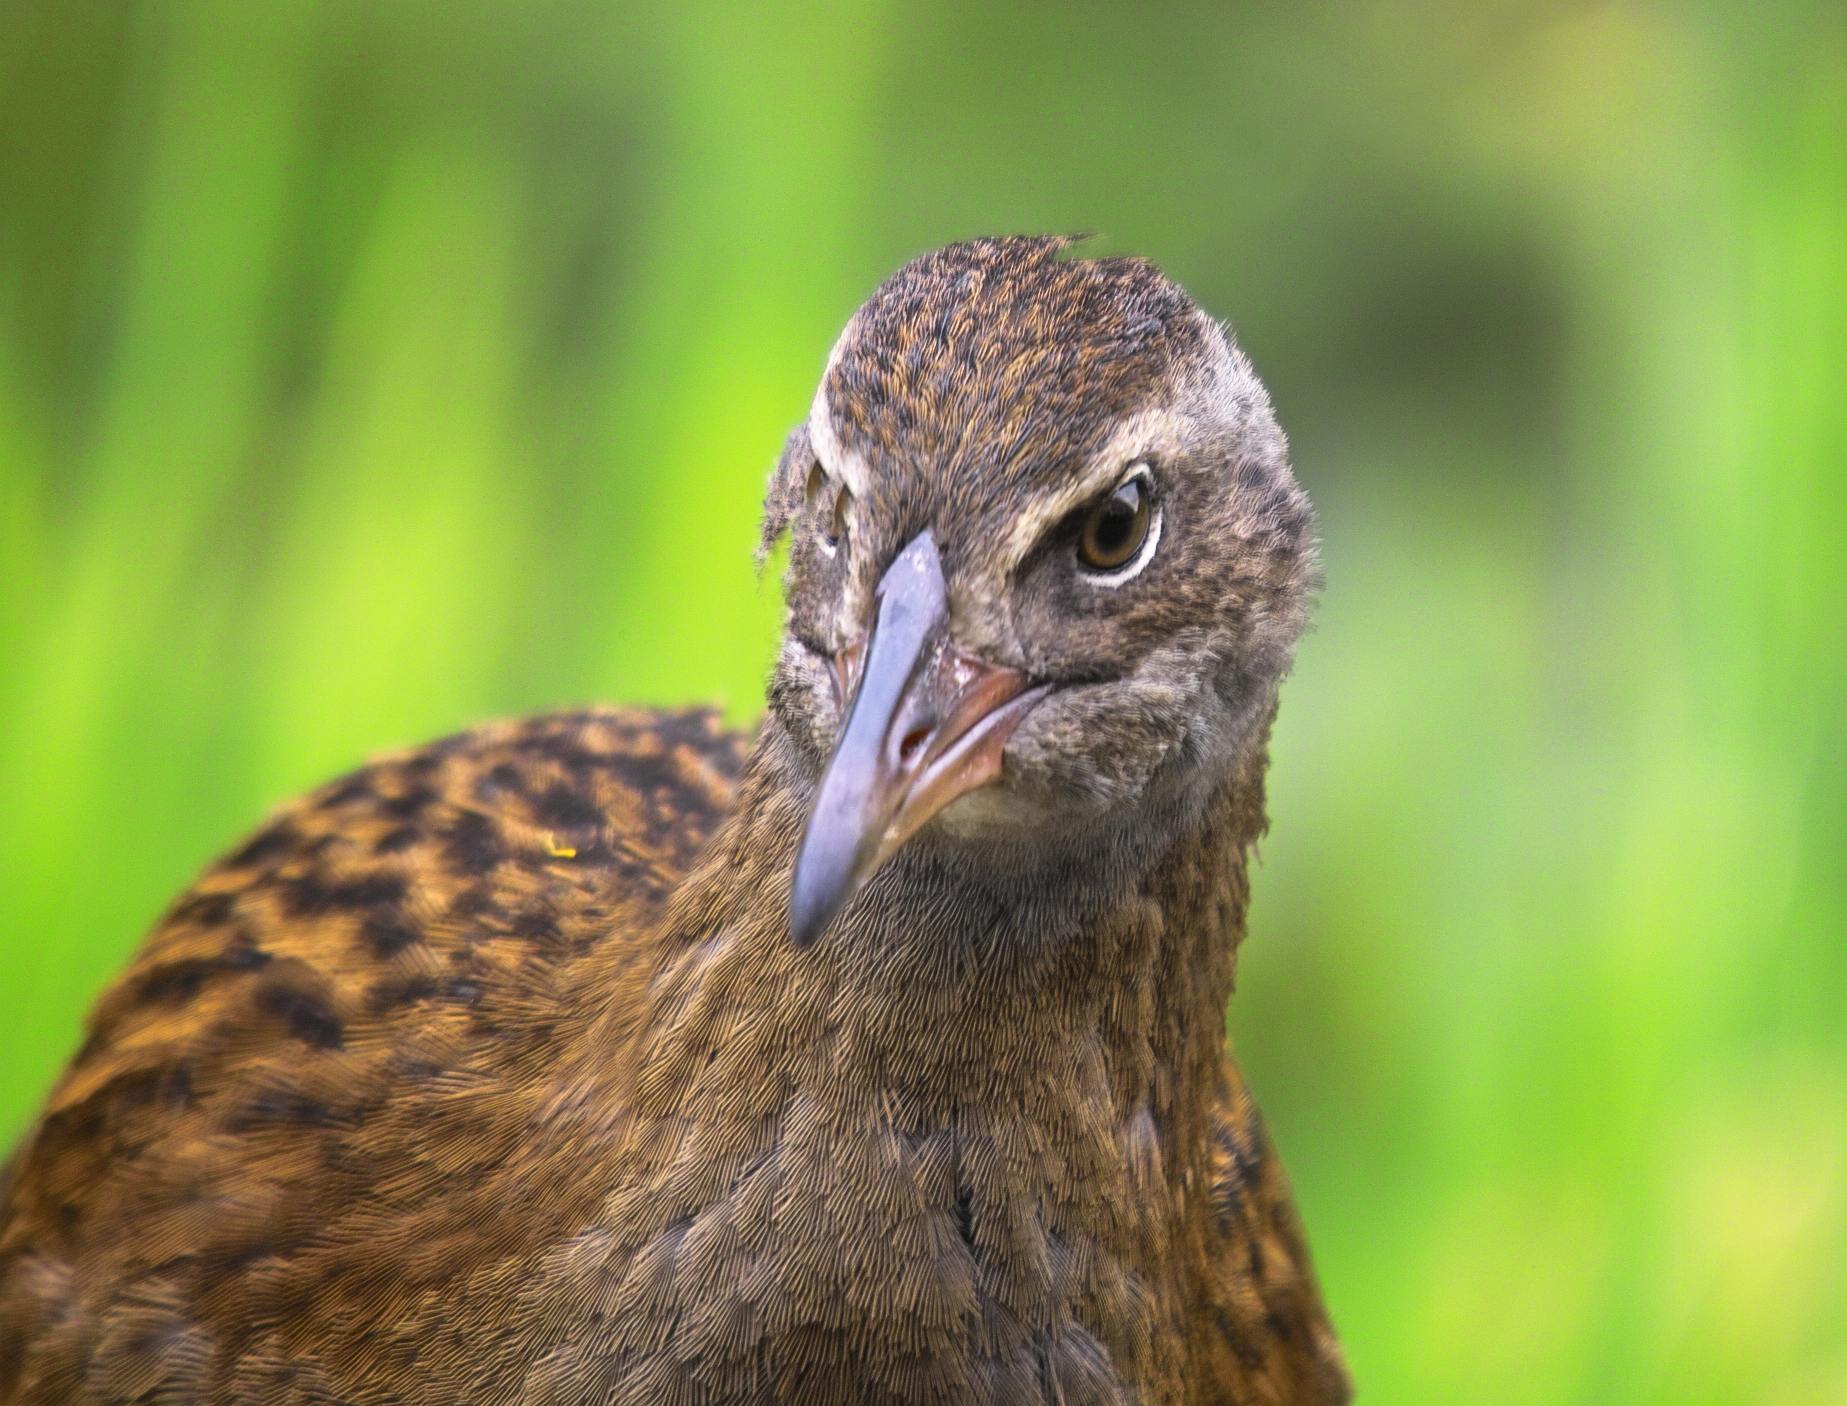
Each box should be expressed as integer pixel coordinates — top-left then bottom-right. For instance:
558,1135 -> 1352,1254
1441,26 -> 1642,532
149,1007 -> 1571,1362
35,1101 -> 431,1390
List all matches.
0,707 -> 749,1402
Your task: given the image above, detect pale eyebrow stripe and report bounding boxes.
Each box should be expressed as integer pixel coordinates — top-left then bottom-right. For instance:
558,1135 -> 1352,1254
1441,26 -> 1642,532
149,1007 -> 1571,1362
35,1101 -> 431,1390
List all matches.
808,332 -> 870,500
994,405 -> 1185,572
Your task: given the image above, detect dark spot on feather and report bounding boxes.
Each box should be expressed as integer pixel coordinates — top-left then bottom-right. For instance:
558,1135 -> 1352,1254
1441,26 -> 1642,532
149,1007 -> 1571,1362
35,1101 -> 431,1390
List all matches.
613,752 -> 685,799
317,775 -> 374,809
222,935 -> 272,971
88,1061 -> 197,1116
533,736 -> 600,772
162,1063 -> 196,1107
360,913 -> 420,959
256,983 -> 344,1049
654,709 -> 719,745
280,873 -> 328,916
368,973 -> 440,1013
442,811 -> 505,874
373,824 -> 420,855
534,782 -> 603,831
201,1242 -> 282,1282
283,870 -> 407,917
134,958 -> 219,1006
510,904 -> 559,944
173,890 -> 236,926
447,886 -> 498,919
227,1087 -> 336,1132
382,785 -> 438,820
34,1103 -> 106,1164
1215,1305 -> 1267,1370
227,822 -> 298,870
474,762 -> 527,802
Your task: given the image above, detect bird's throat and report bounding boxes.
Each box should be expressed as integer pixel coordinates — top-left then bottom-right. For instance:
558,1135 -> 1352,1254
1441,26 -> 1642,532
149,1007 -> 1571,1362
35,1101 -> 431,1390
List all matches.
559,715 -> 1276,1394
634,716 -> 1267,1100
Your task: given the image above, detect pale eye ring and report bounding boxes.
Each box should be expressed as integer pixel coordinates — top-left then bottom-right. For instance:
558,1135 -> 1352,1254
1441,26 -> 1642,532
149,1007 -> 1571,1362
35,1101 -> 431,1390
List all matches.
1075,466 -> 1161,585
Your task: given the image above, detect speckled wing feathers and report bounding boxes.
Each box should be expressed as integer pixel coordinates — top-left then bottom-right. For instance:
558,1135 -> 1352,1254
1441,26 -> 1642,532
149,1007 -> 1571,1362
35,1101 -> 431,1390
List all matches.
1196,1066 -> 1350,1405
0,709 -> 746,1403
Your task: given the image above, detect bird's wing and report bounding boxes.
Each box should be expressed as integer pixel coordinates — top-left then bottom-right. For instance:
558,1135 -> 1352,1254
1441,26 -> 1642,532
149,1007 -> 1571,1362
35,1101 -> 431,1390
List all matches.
0,707 -> 748,1403
1194,1057 -> 1353,1405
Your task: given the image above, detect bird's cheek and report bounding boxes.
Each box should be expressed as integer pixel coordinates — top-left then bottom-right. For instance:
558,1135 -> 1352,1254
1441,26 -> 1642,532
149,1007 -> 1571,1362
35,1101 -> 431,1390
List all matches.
1003,683 -> 1179,815
997,688 -> 1117,814
769,639 -> 847,763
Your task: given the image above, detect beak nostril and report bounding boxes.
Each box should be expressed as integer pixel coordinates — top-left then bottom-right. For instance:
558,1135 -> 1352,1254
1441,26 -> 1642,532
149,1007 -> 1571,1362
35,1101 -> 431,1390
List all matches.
898,728 -> 930,762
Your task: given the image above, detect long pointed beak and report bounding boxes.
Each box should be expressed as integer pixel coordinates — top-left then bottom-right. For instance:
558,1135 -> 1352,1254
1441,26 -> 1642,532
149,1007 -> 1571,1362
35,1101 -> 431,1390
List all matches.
789,530 -> 1047,947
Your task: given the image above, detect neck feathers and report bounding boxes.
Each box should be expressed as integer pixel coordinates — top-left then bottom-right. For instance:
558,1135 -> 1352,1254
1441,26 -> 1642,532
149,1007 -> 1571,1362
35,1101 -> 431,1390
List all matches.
631,715 -> 1270,1114
556,716 -> 1275,1400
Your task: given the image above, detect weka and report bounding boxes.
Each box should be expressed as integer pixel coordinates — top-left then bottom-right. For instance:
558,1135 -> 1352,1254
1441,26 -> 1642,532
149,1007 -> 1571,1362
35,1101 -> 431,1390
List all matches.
0,236 -> 1349,1405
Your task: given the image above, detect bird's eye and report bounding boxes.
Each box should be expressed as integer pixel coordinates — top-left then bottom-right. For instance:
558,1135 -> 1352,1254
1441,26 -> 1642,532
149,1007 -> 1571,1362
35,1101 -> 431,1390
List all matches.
1076,469 -> 1157,577
806,461 -> 850,551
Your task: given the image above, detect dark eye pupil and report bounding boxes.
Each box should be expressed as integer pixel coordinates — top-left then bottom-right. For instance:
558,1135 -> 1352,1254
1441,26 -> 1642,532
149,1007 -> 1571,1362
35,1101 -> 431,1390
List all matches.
1093,502 -> 1134,551
1078,477 -> 1150,571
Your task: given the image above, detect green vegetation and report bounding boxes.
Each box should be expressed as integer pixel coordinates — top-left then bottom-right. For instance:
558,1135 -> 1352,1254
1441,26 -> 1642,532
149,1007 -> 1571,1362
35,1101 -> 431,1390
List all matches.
1,2 -> 1840,1399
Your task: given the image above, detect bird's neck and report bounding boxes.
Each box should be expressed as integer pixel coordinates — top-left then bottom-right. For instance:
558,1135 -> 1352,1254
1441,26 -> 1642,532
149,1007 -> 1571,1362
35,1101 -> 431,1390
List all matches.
566,715 -> 1273,1389
629,716 -> 1268,1135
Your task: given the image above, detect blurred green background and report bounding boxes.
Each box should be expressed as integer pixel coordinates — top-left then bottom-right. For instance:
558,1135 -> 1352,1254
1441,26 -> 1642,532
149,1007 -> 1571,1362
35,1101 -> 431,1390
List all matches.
2,0 -> 1842,1399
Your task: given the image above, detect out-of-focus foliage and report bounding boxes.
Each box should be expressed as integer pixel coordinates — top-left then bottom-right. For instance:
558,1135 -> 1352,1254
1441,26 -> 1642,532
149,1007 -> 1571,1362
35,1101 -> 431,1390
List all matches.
1,1 -> 1840,1399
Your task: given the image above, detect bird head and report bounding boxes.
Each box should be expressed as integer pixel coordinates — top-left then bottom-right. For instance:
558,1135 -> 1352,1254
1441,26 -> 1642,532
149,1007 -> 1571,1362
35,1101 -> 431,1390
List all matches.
762,237 -> 1318,946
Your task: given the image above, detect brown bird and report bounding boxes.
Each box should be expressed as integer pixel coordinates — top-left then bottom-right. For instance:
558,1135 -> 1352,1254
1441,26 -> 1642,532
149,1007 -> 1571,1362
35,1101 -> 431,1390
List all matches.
0,236 -> 1348,1405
